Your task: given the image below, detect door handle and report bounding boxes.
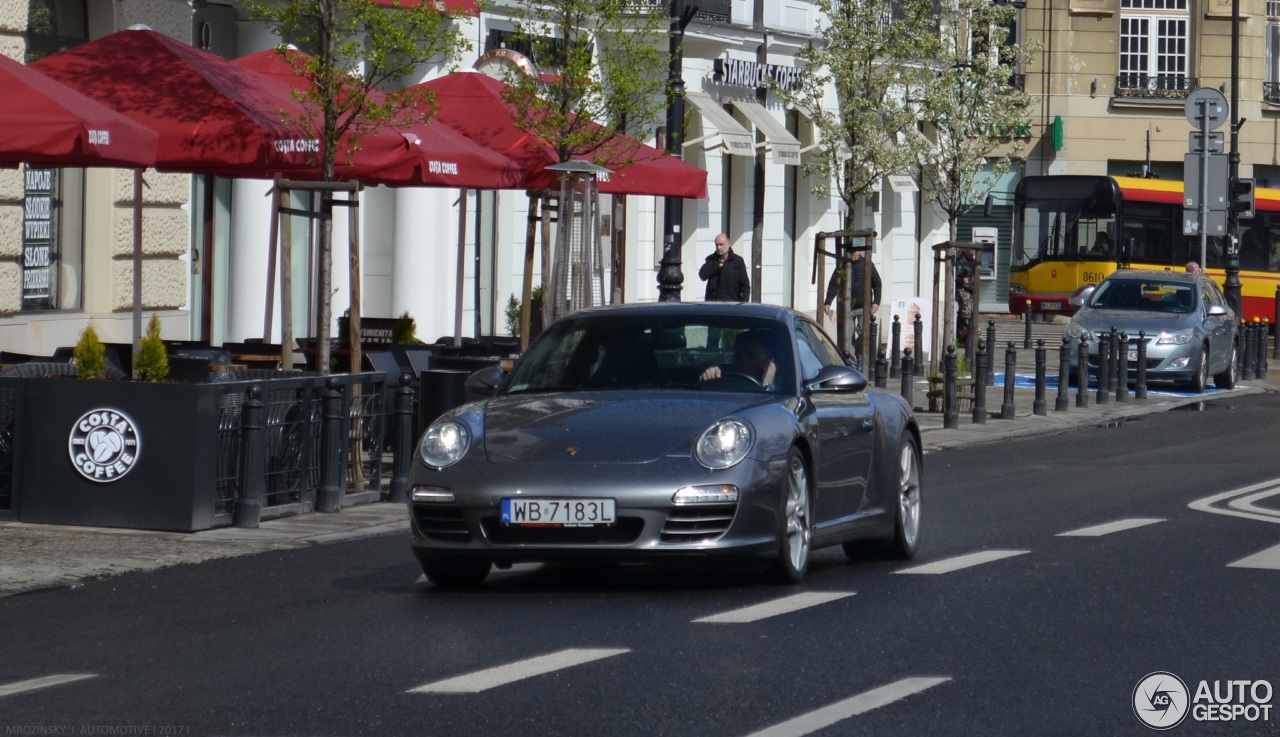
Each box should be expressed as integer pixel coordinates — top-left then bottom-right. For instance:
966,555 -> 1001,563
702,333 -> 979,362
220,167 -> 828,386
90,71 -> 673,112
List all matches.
861,417 -> 875,432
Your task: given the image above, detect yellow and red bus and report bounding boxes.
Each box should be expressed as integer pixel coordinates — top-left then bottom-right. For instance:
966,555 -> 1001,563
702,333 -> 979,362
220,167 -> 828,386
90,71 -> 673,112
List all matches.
1008,175 -> 1280,323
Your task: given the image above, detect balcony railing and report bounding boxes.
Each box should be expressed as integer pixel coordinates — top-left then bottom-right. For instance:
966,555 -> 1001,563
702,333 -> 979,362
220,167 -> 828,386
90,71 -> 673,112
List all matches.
622,0 -> 730,23
1114,74 -> 1196,100
1265,82 -> 1280,105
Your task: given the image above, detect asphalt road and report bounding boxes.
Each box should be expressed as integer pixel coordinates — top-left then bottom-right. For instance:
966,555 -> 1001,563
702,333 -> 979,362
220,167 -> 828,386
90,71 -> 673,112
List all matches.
2,393 -> 1279,736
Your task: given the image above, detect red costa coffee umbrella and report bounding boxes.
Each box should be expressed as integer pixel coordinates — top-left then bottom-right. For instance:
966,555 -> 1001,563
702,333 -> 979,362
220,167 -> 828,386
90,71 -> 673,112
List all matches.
233,49 -> 524,189
32,27 -> 318,175
0,54 -> 156,169
413,72 -> 706,198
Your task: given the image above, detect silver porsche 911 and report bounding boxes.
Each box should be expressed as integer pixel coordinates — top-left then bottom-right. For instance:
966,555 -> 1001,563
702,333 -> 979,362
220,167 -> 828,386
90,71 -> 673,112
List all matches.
408,303 -> 922,588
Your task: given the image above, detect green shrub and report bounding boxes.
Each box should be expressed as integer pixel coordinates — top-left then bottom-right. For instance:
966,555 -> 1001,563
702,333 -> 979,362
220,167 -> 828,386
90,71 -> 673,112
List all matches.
73,323 -> 107,379
133,314 -> 170,381
504,294 -> 521,338
393,311 -> 418,345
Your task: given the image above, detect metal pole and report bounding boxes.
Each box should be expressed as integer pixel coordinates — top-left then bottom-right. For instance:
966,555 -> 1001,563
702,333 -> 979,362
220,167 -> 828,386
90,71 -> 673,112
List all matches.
1225,0 -> 1243,313
658,0 -> 692,302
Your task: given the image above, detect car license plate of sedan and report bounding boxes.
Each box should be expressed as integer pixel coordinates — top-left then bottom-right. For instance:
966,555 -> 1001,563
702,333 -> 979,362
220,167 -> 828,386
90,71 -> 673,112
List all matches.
1128,349 -> 1137,362
501,498 -> 616,526
1040,302 -> 1061,311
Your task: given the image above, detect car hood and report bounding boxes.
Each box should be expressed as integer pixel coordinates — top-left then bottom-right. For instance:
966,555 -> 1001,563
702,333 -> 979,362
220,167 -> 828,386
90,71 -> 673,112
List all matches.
481,392 -> 769,464
1071,308 -> 1196,335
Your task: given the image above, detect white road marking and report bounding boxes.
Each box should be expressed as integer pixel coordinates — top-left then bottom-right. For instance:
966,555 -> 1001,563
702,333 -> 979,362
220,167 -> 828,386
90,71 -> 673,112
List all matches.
895,550 -> 1029,575
406,648 -> 629,694
694,592 -> 855,624
0,674 -> 96,697
1227,543 -> 1280,570
1190,481 -> 1280,525
740,677 -> 951,737
1057,518 -> 1165,537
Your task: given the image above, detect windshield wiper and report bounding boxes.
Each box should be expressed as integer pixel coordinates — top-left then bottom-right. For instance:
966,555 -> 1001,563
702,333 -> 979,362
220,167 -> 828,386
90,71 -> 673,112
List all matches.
504,385 -> 583,395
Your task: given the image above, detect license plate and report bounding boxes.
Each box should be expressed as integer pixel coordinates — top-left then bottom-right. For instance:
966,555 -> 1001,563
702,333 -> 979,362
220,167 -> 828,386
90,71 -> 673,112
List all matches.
1040,302 -> 1061,311
1127,349 -> 1137,362
501,498 -> 616,526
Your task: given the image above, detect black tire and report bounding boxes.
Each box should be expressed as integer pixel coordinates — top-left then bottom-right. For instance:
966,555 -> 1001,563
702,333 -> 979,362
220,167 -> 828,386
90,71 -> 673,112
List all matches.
767,448 -> 812,584
1214,342 -> 1238,390
842,434 -> 922,561
1187,346 -> 1209,394
421,558 -> 491,588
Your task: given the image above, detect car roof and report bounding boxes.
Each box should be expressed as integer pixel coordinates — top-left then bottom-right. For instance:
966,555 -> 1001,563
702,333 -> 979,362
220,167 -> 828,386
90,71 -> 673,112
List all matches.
1105,269 -> 1200,284
564,301 -> 801,323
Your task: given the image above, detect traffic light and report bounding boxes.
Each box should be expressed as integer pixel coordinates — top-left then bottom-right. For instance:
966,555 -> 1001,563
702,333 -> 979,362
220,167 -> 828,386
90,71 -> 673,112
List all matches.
1232,177 -> 1256,219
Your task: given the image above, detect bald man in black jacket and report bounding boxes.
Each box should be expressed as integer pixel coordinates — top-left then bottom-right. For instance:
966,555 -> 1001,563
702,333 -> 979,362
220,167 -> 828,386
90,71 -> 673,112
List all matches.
699,233 -> 751,302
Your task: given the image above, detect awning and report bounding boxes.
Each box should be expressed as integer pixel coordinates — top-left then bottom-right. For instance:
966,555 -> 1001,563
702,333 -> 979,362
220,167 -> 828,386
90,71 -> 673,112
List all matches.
683,91 -> 754,157
368,0 -> 481,16
731,100 -> 801,166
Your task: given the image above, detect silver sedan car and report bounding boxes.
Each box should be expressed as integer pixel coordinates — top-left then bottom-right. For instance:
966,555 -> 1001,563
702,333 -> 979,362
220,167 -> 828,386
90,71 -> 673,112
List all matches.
1063,269 -> 1238,393
408,303 -> 923,588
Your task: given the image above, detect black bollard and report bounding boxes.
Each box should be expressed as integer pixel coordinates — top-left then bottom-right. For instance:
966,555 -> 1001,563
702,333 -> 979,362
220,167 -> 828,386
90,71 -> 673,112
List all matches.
900,348 -> 914,407
1237,322 -> 1247,379
1034,339 -> 1048,416
914,315 -> 925,377
389,371 -> 416,504
1243,321 -> 1256,381
890,315 -> 901,379
1262,320 -> 1271,377
986,320 -> 997,386
1115,332 -> 1129,402
1095,333 -> 1110,405
973,338 -> 989,424
1135,331 -> 1149,400
1076,336 -> 1090,408
874,347 -> 888,389
1056,336 -> 1071,412
1254,320 -> 1268,379
944,345 -> 959,429
317,376 -> 345,513
1024,301 -> 1033,349
1108,326 -> 1121,393
870,316 -> 880,365
1001,341 -> 1017,419
233,384 -> 266,528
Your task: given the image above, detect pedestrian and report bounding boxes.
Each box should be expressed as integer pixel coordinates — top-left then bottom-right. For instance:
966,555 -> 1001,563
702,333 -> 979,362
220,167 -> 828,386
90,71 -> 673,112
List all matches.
1186,261 -> 1201,274
823,245 -> 881,365
699,233 -> 750,302
955,250 -> 976,343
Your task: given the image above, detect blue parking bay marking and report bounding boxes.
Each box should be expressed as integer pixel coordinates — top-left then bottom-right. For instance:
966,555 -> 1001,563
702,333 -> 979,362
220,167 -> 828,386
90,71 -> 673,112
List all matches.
0,674 -> 96,698
406,648 -> 629,694
694,592 -> 855,624
740,677 -> 951,737
1057,518 -> 1165,536
894,550 -> 1029,575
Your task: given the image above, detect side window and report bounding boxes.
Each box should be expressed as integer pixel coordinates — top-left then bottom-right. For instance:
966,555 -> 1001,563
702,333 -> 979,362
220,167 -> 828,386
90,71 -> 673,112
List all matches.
796,321 -> 843,380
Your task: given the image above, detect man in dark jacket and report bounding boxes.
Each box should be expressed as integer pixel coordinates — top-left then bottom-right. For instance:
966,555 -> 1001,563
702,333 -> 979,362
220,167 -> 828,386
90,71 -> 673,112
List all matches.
699,233 -> 751,301
955,249 -> 976,342
823,247 -> 881,364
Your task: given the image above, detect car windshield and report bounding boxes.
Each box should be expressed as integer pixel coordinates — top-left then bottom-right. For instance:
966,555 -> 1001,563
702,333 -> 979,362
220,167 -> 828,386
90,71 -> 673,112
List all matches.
502,313 -> 794,395
1088,278 -> 1197,314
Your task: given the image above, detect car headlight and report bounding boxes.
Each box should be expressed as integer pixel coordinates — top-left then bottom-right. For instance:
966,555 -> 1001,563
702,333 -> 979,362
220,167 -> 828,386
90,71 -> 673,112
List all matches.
1156,328 -> 1194,345
695,420 -> 753,469
418,420 -> 470,469
1064,322 -> 1090,340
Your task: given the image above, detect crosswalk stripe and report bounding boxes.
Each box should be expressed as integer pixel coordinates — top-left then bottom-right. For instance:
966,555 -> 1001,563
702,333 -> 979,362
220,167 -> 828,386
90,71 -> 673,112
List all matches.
740,677 -> 951,737
895,550 -> 1029,575
694,592 -> 855,624
0,674 -> 96,698
1227,543 -> 1280,570
1058,518 -> 1165,537
406,648 -> 629,694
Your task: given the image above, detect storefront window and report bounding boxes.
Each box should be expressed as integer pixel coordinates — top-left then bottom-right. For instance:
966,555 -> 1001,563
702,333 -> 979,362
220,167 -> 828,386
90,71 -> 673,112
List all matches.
24,1 -> 87,312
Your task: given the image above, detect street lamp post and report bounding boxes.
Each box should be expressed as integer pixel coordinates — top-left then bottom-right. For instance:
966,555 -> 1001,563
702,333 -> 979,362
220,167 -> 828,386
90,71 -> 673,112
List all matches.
657,0 -> 697,302
1224,0 -> 1243,314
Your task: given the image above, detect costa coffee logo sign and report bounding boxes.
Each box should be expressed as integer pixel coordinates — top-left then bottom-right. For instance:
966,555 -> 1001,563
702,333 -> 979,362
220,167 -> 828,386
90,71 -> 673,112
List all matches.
68,409 -> 141,482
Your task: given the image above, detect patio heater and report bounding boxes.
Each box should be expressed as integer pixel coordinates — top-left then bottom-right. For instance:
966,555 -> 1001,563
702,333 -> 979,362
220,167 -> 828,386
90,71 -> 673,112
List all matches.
547,161 -> 612,319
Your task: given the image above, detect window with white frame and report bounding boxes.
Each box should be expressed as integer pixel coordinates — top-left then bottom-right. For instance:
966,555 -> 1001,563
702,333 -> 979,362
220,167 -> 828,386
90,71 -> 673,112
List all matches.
1118,0 -> 1190,96
1267,0 -> 1280,102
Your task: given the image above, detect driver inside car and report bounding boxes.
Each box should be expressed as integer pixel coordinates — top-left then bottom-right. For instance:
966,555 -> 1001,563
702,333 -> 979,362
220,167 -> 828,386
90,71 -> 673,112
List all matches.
700,331 -> 777,387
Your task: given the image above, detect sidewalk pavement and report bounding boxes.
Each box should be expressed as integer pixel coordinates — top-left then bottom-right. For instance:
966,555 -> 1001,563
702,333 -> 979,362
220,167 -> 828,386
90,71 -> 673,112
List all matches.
2,335 -> 1276,598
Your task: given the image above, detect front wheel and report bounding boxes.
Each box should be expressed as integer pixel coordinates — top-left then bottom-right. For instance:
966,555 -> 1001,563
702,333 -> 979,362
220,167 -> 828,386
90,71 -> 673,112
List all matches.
887,436 -> 923,559
767,448 -> 812,584
1214,341 -> 1238,390
1186,346 -> 1209,394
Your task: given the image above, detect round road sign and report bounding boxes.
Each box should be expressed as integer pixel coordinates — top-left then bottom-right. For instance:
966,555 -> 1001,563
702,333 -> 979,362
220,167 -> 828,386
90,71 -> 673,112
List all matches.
1184,88 -> 1229,131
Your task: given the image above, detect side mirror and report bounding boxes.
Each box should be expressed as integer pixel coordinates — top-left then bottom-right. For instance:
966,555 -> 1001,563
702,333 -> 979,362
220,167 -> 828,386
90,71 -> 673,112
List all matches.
1069,285 -> 1095,308
464,365 -> 506,397
1206,304 -> 1228,317
806,364 -> 868,393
